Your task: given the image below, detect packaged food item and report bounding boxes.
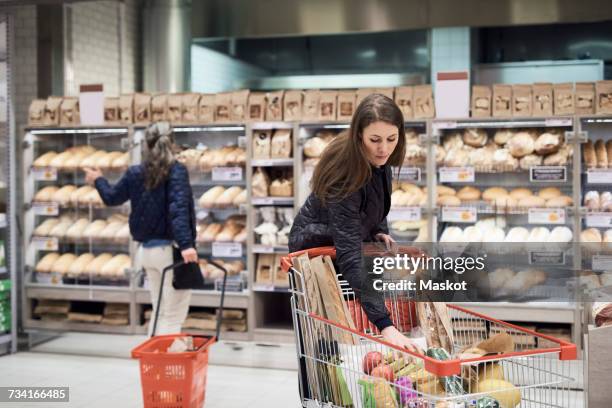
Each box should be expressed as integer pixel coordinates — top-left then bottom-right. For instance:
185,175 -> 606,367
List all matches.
270,129 -> 292,158
253,130 -> 272,159
575,82 -> 595,115
255,254 -> 275,284
181,93 -> 200,123
29,99 -> 47,126
197,93 -> 215,123
554,83 -> 575,115
283,90 -> 302,121
44,96 -> 63,126
472,85 -> 491,117
302,89 -> 320,122
413,84 -> 434,119
131,93 -> 151,125
596,80 -> 612,115
318,90 -> 337,121
230,89 -> 249,122
247,92 -> 266,122
492,84 -> 512,117
214,92 -> 232,123
532,83 -> 553,116
265,90 -> 284,121
337,90 -> 357,121
151,94 -> 168,122
512,84 -> 532,117
60,97 -> 80,126
166,93 -> 182,122
270,178 -> 293,197
118,94 -> 134,124
252,168 -> 270,197
376,87 -> 394,99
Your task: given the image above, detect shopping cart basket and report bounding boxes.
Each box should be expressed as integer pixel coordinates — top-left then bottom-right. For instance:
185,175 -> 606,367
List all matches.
281,246 -> 578,408
132,259 -> 228,408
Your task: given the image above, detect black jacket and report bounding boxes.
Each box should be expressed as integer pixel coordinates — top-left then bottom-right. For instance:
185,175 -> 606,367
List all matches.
95,162 -> 197,250
289,165 -> 393,331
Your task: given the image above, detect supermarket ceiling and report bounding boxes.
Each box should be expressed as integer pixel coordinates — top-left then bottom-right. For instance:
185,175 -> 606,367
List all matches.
192,0 -> 612,38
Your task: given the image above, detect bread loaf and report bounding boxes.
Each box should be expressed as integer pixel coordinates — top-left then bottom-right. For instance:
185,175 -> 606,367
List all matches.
545,195 -> 573,208
210,146 -> 236,168
34,218 -> 61,236
507,132 -> 535,158
83,189 -> 103,207
509,188 -> 533,200
519,154 -> 543,170
440,226 -> 464,243
86,253 -> 114,276
436,185 -> 456,196
232,189 -> 247,206
114,223 -> 130,243
214,186 -> 243,207
492,148 -> 519,171
528,227 -> 550,242
111,152 -> 130,169
585,191 -> 601,210
271,129 -> 292,158
65,218 -> 90,240
34,186 -> 60,202
68,253 -> 96,277
82,220 -> 108,240
100,254 -> 130,277
550,226 -> 573,243
518,195 -> 546,208
505,227 -> 529,242
468,147 -> 494,169
534,133 -> 561,155
233,228 -> 247,243
391,190 -> 406,207
457,186 -> 481,202
253,130 -> 271,159
437,195 -> 461,206
444,147 -> 470,167
99,222 -> 125,240
252,168 -> 270,197
463,226 -> 483,242
51,185 -> 77,206
70,186 -> 93,206
583,140 -> 597,169
443,132 -> 464,151
607,141 -> 612,168
80,150 -> 108,168
216,223 -> 241,242
49,219 -> 73,238
200,223 -> 222,242
269,178 -> 293,197
595,139 -> 608,168
33,151 -> 58,168
601,192 -> 612,211
304,136 -> 331,158
48,151 -> 74,168
482,226 -> 506,242
581,228 -> 602,243
35,252 -> 61,273
543,145 -> 570,166
537,187 -> 562,200
51,253 -> 78,275
463,128 -> 488,147
492,195 -> 517,209
223,147 -> 242,166
62,151 -> 91,170
604,229 -> 612,243
199,186 -> 225,208
434,145 -> 446,165
482,187 -> 509,202
477,216 -> 506,231
493,130 -> 514,145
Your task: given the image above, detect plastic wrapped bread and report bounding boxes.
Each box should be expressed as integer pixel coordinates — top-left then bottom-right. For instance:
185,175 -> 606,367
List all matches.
68,253 -> 96,277
35,252 -> 61,273
34,218 -> 61,236
51,253 -> 78,275
232,189 -> 247,206
51,185 -> 78,206
80,150 -> 108,168
199,186 -> 225,208
100,254 -> 130,278
99,221 -> 126,240
33,151 -> 58,168
82,220 -> 108,240
34,186 -> 60,202
65,218 -> 91,240
86,253 -> 114,276
214,186 -> 243,207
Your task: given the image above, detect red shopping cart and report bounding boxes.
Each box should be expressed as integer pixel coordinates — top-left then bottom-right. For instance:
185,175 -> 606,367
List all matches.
282,246 -> 578,408
132,259 -> 228,408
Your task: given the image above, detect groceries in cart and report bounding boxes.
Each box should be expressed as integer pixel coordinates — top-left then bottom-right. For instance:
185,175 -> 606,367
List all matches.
167,336 -> 196,353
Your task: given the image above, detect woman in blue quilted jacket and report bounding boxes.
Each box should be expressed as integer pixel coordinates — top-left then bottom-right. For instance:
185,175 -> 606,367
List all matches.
84,122 -> 197,335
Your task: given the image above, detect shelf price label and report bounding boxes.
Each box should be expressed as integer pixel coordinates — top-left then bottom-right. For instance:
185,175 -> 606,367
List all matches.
32,236 -> 58,251
32,167 -> 57,181
592,255 -> 612,272
212,167 -> 243,182
396,167 -> 421,182
544,118 -> 572,127
388,206 -> 422,222
530,166 -> 567,182
586,212 -> 612,228
433,121 -> 458,130
212,242 -> 243,258
529,251 -> 566,266
441,206 -> 477,223
439,167 -> 475,183
32,202 -> 59,216
528,208 -> 566,225
254,245 -> 275,254
587,169 -> 612,184
238,136 -> 246,148
215,279 -> 244,293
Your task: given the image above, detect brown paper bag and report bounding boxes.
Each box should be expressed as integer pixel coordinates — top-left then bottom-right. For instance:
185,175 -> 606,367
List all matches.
60,97 -> 80,126
198,93 -> 215,123
134,93 -> 152,125
395,86 -> 414,119
596,80 -> 612,115
512,84 -> 532,117
283,90 -> 303,121
376,87 -> 394,100
575,82 -> 595,115
265,90 -> 284,121
44,96 -> 63,126
492,84 -> 512,117
247,92 -> 266,122
253,130 -> 272,159
256,254 -> 275,285
532,83 -> 553,117
413,85 -> 435,119
471,85 -> 491,117
319,90 -> 337,121
271,129 -> 292,158
231,89 -> 250,122
181,93 -> 200,123
337,90 -> 356,121
150,94 -> 168,122
29,99 -> 47,126
554,83 -> 575,116
104,97 -> 119,125
302,90 -> 320,122
118,94 -> 134,124
214,92 -> 232,123
166,94 -> 183,123
272,255 -> 289,288
356,88 -> 376,107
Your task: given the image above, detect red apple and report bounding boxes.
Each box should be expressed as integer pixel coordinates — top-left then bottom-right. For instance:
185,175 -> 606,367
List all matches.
371,364 -> 395,382
362,351 -> 383,374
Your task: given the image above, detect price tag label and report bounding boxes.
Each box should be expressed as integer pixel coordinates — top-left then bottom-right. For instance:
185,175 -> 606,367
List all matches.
388,206 -> 422,222
529,251 -> 566,265
592,255 -> 612,272
441,206 -> 477,223
528,208 -> 566,225
215,278 -> 244,292
31,236 -> 58,251
32,202 -> 59,216
32,167 -> 57,181
212,242 -> 243,258
254,284 -> 275,292
530,166 -> 567,182
212,167 -> 243,181
396,167 -> 421,182
254,245 -> 275,254
586,213 -> 612,228
253,197 -> 274,205
545,118 -> 572,127
587,169 -> 612,184
439,167 -> 475,183
433,121 -> 458,130
238,136 -> 246,148
196,210 -> 209,221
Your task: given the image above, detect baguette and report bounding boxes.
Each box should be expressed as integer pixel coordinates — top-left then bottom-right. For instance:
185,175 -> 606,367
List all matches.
48,151 -> 74,168
100,254 -> 130,278
200,223 -> 222,242
70,186 -> 94,206
34,218 -> 61,236
67,253 -> 95,277
33,151 -> 58,168
85,253 -> 114,276
51,185 -> 78,206
214,186 -> 243,207
99,221 -> 125,240
232,189 -> 247,206
583,140 -> 597,169
50,253 -> 78,275
35,252 -> 61,273
82,220 -> 108,240
595,139 -> 608,168
65,218 -> 91,240
545,195 -> 573,208
80,150 -> 108,168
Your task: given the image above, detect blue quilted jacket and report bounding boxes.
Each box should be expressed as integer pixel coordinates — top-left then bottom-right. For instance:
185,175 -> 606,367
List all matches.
94,162 -> 196,250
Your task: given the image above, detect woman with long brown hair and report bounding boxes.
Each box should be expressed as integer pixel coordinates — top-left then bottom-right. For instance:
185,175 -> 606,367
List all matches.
289,93 -> 418,351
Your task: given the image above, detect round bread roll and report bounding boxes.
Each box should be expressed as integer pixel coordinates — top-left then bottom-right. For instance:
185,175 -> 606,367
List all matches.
79,150 -> 108,168
65,218 -> 91,240
519,154 -> 543,170
443,132 -> 464,151
489,268 -> 515,290
476,216 -> 507,231
33,151 -> 58,168
232,189 -> 247,206
51,185 -> 77,206
482,187 -> 509,202
463,226 -> 483,242
482,226 -> 506,242
111,152 -> 130,169
534,132 -> 561,155
600,192 -> 612,211
99,221 -> 125,240
215,186 -> 243,207
507,132 -> 535,158
468,147 -> 494,169
436,185 -> 456,196
437,195 -> 461,206
537,187 -> 562,200
35,252 -> 61,273
440,226 -> 464,243
492,195 -> 517,209
85,253 -> 114,276
505,227 -> 529,242
457,186 -> 481,202
114,223 -> 130,243
581,228 -> 602,243
545,195 -> 573,208
34,218 -> 61,236
543,145 -> 570,166
304,136 -> 330,158
199,186 -> 225,208
68,253 -> 96,277
518,195 -> 546,208
463,128 -> 488,147
444,147 -> 470,167
550,226 -> 573,243
492,148 -> 519,171
604,229 -> 612,243
493,129 -> 515,146
391,190 -> 406,207
584,191 -> 601,210
48,151 -> 74,168
434,145 -> 446,165
527,227 -> 550,243
509,188 -> 533,200
34,186 -> 60,202
100,254 -> 130,277
51,253 -> 78,275
82,220 -> 108,239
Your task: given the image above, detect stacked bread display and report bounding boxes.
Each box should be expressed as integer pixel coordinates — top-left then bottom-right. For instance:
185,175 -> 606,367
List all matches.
440,219 -> 573,243
441,128 -> 572,172
33,184 -> 104,207
197,216 -> 247,243
583,139 -> 612,169
32,146 -> 129,171
481,268 -> 549,295
198,186 -> 246,208
580,228 -> 612,243
435,185 -> 573,209
35,252 -> 131,279
303,130 -> 335,167
32,215 -> 129,243
176,146 -> 246,172
584,191 -> 612,211
391,182 -> 426,207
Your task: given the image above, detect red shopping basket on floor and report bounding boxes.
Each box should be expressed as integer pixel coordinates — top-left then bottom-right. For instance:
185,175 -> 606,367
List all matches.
132,259 -> 228,408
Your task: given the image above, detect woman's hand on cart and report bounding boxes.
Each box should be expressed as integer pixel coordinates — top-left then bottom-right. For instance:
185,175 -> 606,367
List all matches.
84,167 -> 103,185
381,326 -> 422,354
375,233 -> 397,252
181,247 -> 198,263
